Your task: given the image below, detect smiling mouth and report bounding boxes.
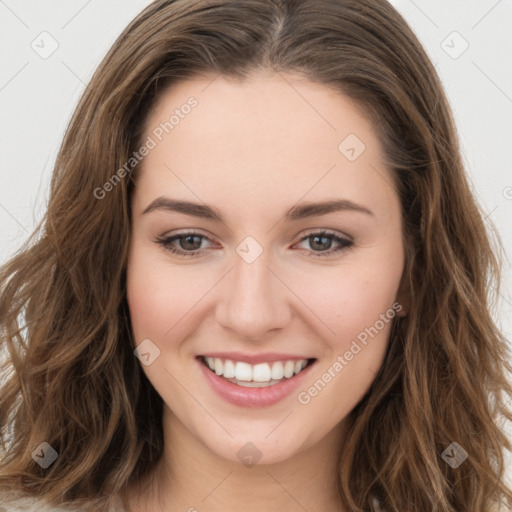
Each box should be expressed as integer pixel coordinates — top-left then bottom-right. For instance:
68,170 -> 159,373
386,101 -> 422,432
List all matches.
198,355 -> 317,387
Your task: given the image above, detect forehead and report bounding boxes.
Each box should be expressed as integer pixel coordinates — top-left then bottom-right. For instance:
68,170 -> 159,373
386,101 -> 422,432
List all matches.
134,72 -> 398,221
142,71 -> 377,158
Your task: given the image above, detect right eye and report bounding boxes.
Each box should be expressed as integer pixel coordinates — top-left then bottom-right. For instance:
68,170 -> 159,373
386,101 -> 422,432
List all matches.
155,230 -> 213,257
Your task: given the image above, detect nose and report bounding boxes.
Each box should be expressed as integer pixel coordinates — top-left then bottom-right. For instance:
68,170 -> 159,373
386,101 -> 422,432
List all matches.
215,247 -> 292,342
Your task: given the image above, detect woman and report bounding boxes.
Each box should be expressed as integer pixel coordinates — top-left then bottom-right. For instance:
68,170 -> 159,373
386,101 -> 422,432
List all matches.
1,0 -> 511,511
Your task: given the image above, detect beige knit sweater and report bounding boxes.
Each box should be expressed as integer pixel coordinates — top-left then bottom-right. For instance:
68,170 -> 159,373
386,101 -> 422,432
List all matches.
0,493 -> 127,512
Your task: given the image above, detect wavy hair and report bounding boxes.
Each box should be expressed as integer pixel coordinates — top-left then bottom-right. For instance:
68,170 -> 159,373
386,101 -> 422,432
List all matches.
1,0 -> 511,511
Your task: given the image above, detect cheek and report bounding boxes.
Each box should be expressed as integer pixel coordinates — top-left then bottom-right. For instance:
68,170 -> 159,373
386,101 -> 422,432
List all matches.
333,275 -> 398,335
300,249 -> 403,395
126,245 -> 183,341
296,270 -> 400,418
126,244 -> 217,347
303,259 -> 402,343
126,226 -> 404,346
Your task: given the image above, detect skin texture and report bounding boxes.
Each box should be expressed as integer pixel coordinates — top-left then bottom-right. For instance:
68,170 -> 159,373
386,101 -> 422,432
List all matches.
125,71 -> 407,512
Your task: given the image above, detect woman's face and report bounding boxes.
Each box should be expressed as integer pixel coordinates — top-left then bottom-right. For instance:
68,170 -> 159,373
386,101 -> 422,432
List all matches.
126,72 -> 406,465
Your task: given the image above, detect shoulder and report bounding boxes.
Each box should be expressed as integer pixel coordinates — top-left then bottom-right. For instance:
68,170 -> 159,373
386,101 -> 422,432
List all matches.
0,492 -> 126,512
368,495 -> 508,512
0,495 -> 74,512
370,495 -> 384,511
0,495 -> 69,512
488,499 -> 511,512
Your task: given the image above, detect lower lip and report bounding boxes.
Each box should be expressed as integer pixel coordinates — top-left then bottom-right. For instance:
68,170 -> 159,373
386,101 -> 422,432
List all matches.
197,357 -> 316,408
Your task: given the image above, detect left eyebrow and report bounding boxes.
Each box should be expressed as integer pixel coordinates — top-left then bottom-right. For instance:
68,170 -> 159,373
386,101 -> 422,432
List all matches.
284,199 -> 374,220
141,197 -> 374,222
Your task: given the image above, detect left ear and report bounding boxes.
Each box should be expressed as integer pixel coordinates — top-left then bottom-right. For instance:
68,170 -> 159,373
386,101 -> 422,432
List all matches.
393,295 -> 409,318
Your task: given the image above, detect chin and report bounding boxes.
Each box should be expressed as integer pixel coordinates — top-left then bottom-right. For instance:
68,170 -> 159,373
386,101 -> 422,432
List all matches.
197,420 -> 315,467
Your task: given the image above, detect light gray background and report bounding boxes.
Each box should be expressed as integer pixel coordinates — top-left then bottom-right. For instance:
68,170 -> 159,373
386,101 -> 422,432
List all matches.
1,0 -> 511,485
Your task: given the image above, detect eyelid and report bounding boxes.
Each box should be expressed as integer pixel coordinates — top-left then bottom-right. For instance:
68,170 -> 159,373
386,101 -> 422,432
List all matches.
299,228 -> 354,243
155,228 -> 354,258
293,229 -> 354,258
157,227 -> 353,242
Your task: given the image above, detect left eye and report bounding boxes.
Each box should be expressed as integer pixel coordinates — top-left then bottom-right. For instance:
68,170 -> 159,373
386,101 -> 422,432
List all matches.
296,231 -> 354,256
155,230 -> 354,258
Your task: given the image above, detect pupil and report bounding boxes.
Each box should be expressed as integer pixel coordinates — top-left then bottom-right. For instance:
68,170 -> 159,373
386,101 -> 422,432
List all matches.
182,235 -> 201,250
310,235 -> 331,251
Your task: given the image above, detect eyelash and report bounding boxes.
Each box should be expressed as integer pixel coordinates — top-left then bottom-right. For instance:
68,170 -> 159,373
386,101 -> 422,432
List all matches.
155,229 -> 354,258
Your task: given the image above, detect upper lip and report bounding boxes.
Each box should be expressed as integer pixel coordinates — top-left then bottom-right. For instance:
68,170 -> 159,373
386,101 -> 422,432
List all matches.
198,352 -> 315,365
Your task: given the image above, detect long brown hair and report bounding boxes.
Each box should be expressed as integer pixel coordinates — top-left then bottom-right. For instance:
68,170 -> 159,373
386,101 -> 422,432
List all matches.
1,1 -> 511,510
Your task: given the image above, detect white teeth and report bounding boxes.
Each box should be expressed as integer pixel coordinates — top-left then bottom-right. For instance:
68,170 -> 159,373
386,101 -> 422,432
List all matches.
234,361 -> 252,381
223,359 -> 235,378
252,362 -> 272,382
283,361 -> 295,378
203,356 -> 311,384
271,361 -> 284,380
